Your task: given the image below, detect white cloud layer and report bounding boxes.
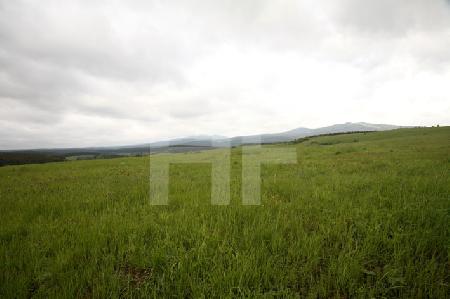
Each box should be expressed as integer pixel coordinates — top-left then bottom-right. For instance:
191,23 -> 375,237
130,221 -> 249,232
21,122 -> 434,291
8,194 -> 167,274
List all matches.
1,0 -> 449,149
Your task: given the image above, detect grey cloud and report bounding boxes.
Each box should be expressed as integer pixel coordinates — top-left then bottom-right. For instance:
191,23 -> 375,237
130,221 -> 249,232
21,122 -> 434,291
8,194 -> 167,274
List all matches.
0,98 -> 62,125
0,49 -> 88,110
167,97 -> 214,119
0,1 -> 193,88
334,0 -> 450,36
0,0 -> 449,149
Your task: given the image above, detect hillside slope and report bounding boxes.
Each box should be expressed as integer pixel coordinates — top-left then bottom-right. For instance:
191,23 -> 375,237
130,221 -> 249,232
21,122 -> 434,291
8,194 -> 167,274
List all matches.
0,127 -> 448,298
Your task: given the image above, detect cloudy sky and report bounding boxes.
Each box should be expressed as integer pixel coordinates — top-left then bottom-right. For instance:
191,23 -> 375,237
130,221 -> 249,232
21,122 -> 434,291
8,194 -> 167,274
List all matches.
1,0 -> 449,149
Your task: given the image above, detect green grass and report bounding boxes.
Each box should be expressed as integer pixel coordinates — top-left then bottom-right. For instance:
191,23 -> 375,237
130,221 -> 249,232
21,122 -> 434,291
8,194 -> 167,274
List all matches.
0,127 -> 449,298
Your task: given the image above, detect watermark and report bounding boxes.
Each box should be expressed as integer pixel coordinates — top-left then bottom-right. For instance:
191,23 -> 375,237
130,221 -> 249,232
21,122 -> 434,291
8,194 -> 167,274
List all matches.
149,138 -> 296,205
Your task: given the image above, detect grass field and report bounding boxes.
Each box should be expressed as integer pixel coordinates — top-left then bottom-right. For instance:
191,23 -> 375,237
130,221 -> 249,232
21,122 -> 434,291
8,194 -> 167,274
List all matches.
0,127 -> 449,298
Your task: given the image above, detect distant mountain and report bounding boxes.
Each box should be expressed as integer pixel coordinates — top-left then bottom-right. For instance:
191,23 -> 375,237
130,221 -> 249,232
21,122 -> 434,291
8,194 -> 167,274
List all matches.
149,122 -> 407,148
1,123 -> 408,163
144,135 -> 227,148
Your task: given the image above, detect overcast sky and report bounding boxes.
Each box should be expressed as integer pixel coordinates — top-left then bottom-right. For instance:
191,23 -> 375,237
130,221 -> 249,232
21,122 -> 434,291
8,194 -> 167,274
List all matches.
1,0 -> 449,149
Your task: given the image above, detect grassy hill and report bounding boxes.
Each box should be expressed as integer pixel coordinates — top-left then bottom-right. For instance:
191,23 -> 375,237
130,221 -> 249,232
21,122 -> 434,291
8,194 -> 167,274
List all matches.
0,127 -> 449,298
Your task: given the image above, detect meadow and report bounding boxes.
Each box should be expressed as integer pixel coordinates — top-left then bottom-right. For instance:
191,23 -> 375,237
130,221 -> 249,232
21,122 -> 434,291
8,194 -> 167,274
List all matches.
0,127 -> 449,298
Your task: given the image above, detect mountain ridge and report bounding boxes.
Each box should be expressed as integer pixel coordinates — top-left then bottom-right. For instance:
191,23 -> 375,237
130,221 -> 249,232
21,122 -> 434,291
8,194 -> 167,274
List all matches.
1,122 -> 411,153
152,122 -> 408,148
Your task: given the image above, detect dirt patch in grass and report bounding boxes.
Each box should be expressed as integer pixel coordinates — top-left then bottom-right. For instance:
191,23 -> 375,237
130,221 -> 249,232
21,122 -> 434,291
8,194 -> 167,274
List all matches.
118,263 -> 152,287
